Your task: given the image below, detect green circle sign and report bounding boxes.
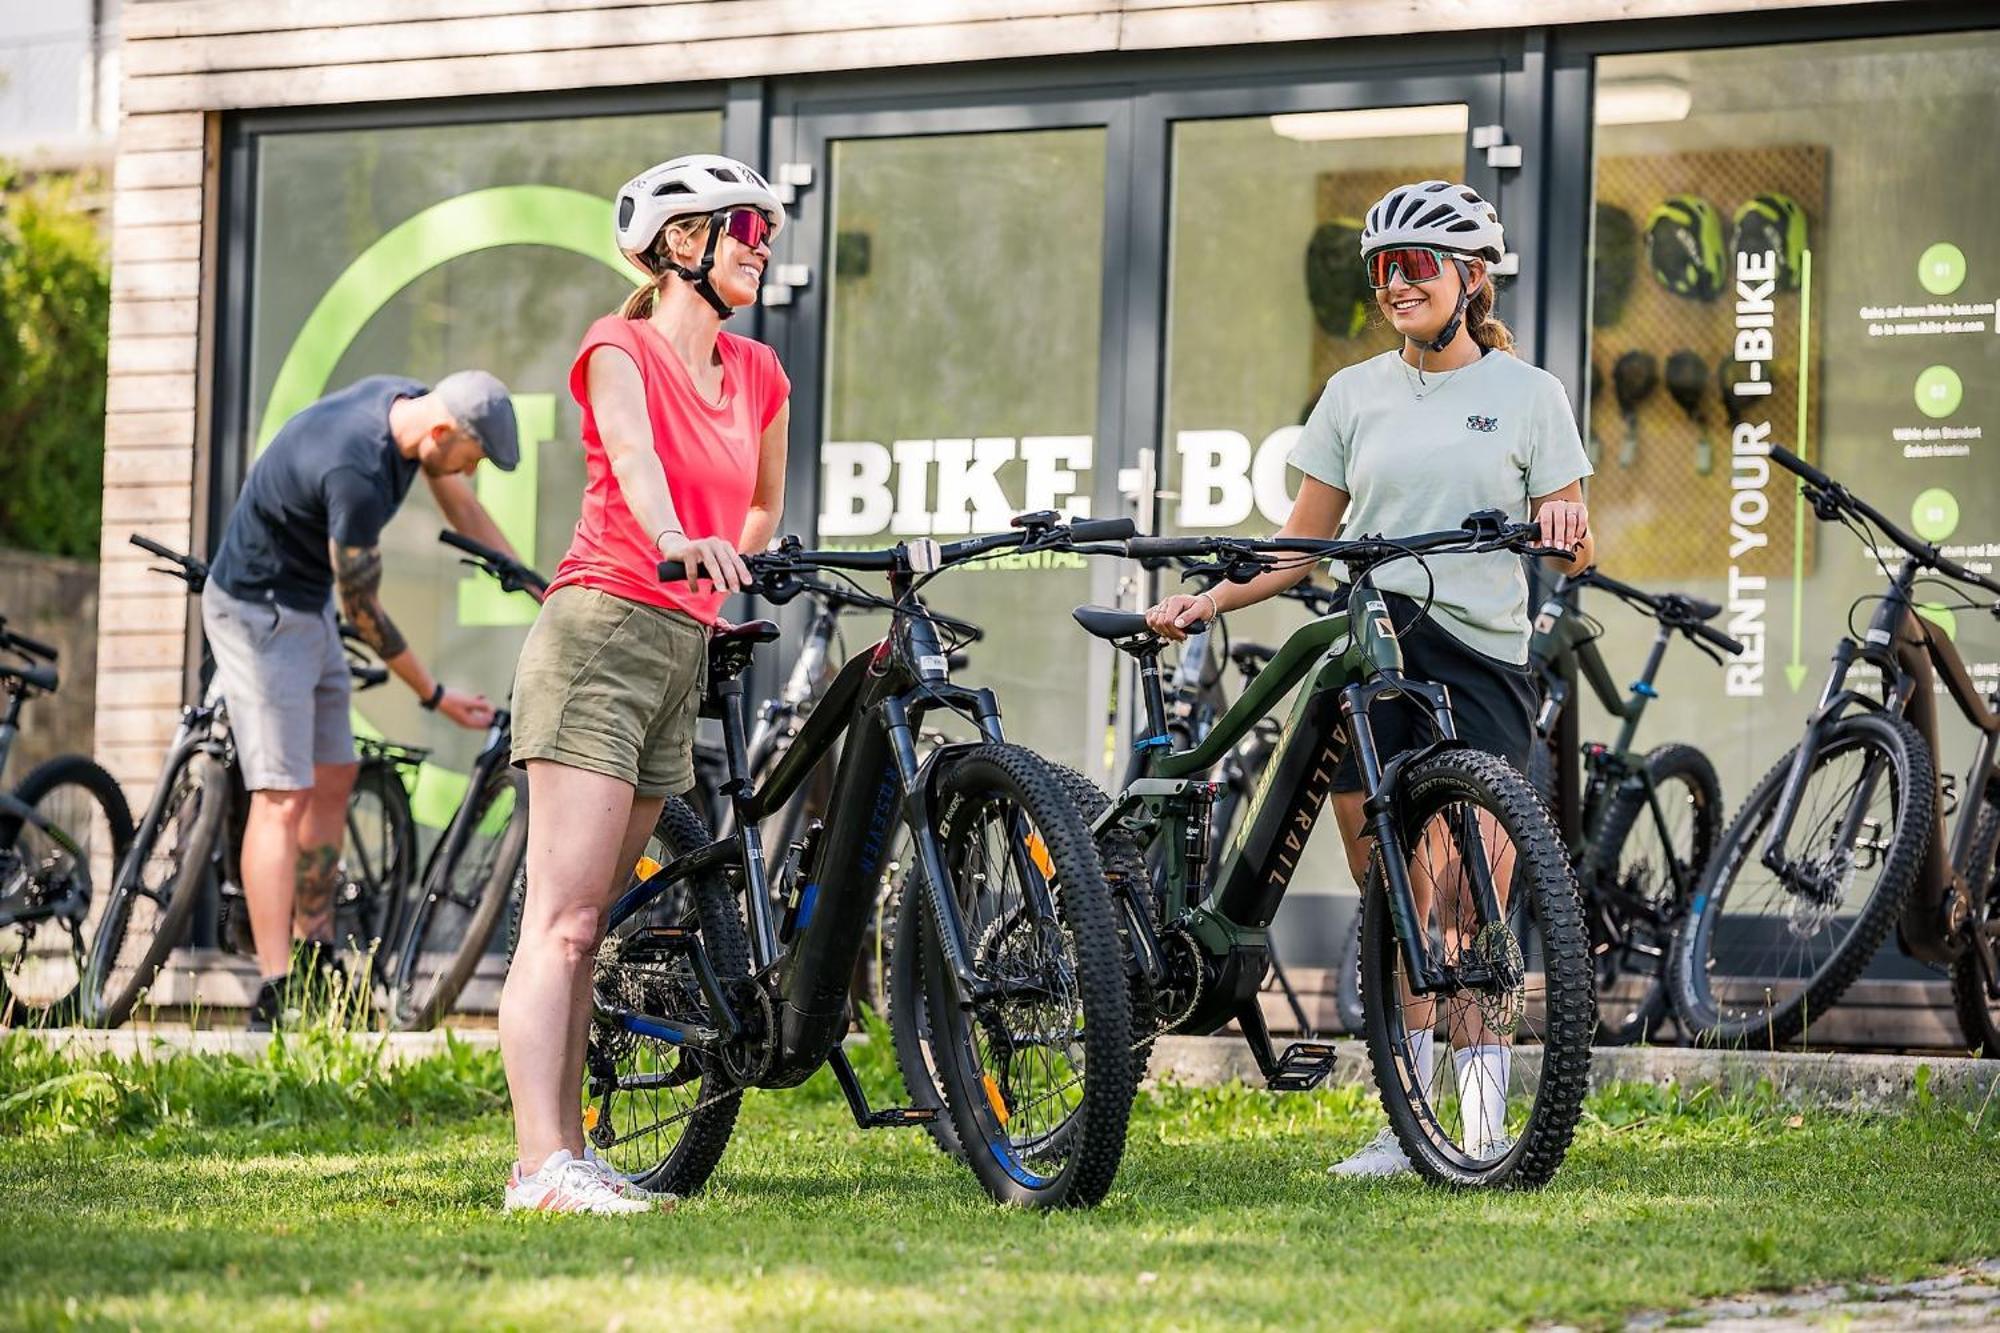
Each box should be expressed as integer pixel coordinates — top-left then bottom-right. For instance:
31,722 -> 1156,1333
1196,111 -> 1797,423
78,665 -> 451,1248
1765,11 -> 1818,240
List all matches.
1915,365 -> 1963,420
1911,487 -> 1960,542
1917,603 -> 1958,642
1917,242 -> 1967,296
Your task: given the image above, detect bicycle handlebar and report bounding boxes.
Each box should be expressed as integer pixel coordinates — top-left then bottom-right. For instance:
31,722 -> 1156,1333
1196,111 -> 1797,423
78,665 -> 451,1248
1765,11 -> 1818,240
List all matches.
438,530 -> 549,599
1770,445 -> 2000,601
0,625 -> 59,663
129,532 -> 208,592
1127,512 -> 1570,570
659,516 -> 1139,586
1570,568 -> 1745,657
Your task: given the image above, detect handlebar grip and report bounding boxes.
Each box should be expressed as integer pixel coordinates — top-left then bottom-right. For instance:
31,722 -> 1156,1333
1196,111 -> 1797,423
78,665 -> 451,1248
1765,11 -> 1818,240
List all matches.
1069,517 -> 1137,543
1767,445 -> 1836,493
349,664 -> 390,688
1125,536 -> 1203,559
658,560 -> 688,583
129,533 -> 182,561
1695,621 -> 1747,656
438,529 -> 506,563
5,629 -> 58,662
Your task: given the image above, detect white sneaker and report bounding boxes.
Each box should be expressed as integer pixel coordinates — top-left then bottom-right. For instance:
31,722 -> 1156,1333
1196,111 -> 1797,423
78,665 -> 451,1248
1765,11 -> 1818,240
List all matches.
1328,1127 -> 1414,1179
582,1145 -> 675,1207
505,1149 -> 653,1214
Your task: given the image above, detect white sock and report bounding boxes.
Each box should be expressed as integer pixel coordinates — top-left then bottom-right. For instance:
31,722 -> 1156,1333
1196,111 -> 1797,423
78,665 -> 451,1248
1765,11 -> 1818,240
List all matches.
1406,1029 -> 1437,1101
1453,1044 -> 1512,1154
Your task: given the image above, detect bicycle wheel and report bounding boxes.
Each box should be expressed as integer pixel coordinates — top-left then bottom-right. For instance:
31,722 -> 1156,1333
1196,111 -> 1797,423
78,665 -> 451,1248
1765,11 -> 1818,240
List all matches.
388,768 -> 527,1031
0,755 -> 135,1027
1585,743 -> 1721,1045
1949,784 -> 2000,1056
1360,749 -> 1592,1189
908,744 -> 1134,1209
886,762 -> 1148,1165
1669,711 -> 1933,1047
80,753 -> 226,1028
586,796 -> 747,1195
335,759 -> 416,990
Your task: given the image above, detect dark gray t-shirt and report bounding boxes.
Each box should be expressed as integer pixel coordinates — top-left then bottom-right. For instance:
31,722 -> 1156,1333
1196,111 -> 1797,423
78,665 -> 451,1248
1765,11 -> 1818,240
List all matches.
1289,349 -> 1592,663
208,376 -> 426,611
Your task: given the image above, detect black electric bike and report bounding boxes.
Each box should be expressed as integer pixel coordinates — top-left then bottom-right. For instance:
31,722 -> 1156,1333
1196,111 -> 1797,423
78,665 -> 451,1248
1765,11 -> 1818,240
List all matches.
580,513 -> 1137,1210
0,620 -> 135,1026
1669,447 -> 2000,1050
1068,513 -> 1593,1188
79,536 -> 419,1027
1521,567 -> 1743,1044
384,531 -> 546,1031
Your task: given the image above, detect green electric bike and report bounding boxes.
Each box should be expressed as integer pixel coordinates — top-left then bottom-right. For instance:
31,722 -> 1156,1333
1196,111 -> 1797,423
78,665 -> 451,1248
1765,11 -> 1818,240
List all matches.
1077,512 -> 1594,1188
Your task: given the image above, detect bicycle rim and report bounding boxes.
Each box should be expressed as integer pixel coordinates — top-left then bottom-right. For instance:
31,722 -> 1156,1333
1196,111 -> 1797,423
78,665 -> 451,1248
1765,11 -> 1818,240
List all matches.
83,758 -> 221,1026
391,771 -> 522,1029
1363,749 -> 1591,1188
1680,715 -> 1927,1045
0,780 -> 116,1022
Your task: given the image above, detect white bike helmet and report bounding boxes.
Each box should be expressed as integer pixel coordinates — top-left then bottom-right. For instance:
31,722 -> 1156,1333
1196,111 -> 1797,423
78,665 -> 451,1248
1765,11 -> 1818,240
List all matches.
1360,179 -> 1505,261
614,154 -> 786,318
1360,180 -> 1505,353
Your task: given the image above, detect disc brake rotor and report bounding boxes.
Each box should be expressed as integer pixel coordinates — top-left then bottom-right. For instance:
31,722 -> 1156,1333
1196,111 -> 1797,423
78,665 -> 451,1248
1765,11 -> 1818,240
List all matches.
1467,921 -> 1527,1036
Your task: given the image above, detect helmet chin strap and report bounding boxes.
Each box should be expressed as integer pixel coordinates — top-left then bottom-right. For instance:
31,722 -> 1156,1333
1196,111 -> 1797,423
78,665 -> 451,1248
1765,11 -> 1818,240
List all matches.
661,220 -> 736,320
1425,257 -> 1478,354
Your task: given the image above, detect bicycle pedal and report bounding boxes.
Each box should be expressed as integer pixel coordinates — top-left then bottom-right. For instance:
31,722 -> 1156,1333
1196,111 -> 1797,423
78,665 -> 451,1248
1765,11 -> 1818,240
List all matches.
861,1106 -> 939,1128
1266,1041 -> 1339,1092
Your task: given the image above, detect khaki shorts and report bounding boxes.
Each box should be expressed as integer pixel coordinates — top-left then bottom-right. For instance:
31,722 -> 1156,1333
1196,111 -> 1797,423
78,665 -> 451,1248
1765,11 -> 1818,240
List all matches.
200,583 -> 355,791
510,585 -> 707,797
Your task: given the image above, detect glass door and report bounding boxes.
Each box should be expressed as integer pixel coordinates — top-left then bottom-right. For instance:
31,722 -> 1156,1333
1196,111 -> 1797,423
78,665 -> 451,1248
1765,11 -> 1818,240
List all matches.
1131,74 -> 1508,971
775,99 -> 1130,775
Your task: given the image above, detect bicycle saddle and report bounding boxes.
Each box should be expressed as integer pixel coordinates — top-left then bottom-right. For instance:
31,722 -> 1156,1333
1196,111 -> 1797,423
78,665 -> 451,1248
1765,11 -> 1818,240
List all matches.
1229,641 -> 1275,669
1071,605 -> 1162,655
707,619 -> 781,683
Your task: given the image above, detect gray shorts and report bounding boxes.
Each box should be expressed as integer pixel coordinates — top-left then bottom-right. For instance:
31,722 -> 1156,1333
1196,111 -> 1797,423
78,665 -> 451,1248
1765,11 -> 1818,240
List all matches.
200,584 -> 357,791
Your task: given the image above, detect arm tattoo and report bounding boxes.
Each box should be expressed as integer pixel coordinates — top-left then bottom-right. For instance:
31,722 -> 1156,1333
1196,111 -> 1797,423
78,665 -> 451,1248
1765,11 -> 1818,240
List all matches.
332,543 -> 408,660
293,843 -> 341,944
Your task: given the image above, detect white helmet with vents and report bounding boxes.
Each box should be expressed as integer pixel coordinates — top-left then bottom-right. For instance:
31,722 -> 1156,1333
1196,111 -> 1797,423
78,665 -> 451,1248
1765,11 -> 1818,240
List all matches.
1360,180 -> 1504,261
613,154 -> 786,275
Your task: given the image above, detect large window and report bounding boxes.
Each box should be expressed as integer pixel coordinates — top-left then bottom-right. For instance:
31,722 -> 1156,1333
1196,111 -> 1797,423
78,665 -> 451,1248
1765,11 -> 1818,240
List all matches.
242,109 -> 722,820
1586,33 -> 2000,971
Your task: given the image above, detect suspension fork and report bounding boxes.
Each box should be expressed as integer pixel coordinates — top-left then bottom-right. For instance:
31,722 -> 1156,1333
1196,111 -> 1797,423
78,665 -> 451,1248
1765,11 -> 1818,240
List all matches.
1756,639 -> 1887,881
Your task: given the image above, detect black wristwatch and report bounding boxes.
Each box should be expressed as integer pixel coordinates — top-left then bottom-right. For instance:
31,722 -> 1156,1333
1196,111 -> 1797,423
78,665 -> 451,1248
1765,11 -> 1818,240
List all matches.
421,681 -> 445,712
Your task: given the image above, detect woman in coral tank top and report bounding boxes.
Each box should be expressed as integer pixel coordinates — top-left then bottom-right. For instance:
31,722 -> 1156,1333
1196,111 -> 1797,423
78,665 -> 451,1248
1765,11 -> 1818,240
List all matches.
499,156 -> 791,1213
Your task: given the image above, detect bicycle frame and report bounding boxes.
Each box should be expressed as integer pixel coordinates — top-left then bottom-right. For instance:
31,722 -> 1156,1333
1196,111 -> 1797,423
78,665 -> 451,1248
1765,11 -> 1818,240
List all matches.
1755,555 -> 2000,965
0,690 -> 91,928
1100,572 -> 1500,1037
1528,598 -> 1700,911
603,579 -> 1038,1091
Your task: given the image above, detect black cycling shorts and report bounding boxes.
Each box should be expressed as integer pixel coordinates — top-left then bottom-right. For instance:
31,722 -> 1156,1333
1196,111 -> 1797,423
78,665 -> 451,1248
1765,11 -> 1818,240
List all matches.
1331,591 -> 1538,794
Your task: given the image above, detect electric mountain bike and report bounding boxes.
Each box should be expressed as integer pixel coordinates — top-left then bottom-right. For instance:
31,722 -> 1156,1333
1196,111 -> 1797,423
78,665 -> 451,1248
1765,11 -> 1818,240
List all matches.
79,536 -> 418,1027
1670,447 -> 2000,1050
1522,567 -> 1743,1044
0,619 -> 135,1026
384,531 -> 546,1031
1072,512 -> 1594,1188
586,512 -> 1137,1209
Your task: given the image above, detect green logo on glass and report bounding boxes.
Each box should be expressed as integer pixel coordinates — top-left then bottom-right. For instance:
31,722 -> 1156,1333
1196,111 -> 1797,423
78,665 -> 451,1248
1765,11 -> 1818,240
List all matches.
1917,242 -> 1967,296
1914,365 -> 1963,420
259,185 -> 640,821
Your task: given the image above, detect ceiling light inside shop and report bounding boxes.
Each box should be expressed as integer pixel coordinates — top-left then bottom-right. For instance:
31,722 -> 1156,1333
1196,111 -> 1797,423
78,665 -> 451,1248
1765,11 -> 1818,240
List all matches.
1269,104 -> 1468,142
1595,78 -> 1693,125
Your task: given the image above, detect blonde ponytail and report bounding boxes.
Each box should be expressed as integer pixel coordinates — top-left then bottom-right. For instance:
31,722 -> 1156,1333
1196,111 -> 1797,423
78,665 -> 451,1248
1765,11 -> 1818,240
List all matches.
617,214 -> 712,321
1465,278 -> 1515,353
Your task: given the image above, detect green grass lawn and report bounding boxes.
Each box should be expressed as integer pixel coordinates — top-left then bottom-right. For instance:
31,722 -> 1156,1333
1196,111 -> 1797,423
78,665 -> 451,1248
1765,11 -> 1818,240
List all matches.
1,1032 -> 1996,1331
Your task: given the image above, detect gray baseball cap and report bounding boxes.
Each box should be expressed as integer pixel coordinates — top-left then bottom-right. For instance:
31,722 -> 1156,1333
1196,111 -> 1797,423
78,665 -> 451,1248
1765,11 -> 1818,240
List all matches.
433,370 -> 519,472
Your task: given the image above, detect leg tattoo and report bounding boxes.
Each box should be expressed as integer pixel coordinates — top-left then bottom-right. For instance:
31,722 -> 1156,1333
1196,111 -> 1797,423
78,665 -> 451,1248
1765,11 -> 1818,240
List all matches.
294,844 -> 341,944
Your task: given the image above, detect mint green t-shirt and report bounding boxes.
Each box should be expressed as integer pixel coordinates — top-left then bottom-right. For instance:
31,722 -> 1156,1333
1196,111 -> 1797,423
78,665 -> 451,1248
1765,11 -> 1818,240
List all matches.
1288,348 -> 1592,665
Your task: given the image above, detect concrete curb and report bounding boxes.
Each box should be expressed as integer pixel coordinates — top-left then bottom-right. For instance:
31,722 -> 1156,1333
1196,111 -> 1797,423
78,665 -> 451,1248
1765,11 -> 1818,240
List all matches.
16,1028 -> 1999,1114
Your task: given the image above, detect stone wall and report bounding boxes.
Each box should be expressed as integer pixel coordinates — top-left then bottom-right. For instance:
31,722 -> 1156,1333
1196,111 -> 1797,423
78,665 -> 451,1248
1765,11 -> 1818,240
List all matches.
0,549 -> 102,774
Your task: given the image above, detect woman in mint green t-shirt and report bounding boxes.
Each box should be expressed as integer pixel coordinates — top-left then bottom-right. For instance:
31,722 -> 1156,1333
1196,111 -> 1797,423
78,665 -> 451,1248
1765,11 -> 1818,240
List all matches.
1144,180 -> 1595,1179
